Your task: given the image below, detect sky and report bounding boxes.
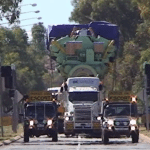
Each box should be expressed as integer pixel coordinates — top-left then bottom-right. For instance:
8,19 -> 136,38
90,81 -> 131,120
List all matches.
2,0 -> 76,38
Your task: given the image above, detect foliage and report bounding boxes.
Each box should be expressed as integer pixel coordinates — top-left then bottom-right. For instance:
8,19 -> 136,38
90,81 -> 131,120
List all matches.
135,21 -> 150,50
70,0 -> 143,41
0,25 -> 49,95
134,0 -> 150,21
31,23 -> 46,53
0,0 -> 22,24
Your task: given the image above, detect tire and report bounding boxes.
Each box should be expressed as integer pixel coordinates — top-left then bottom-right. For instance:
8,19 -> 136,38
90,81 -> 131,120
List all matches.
36,135 -> 40,138
52,131 -> 58,142
132,132 -> 139,143
102,130 -> 109,144
24,129 -> 29,142
65,134 -> 69,138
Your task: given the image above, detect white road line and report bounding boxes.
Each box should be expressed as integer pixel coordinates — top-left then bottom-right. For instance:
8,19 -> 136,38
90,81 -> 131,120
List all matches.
77,135 -> 81,150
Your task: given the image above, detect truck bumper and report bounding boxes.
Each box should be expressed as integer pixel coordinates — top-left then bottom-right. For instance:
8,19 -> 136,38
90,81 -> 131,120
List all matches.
103,127 -> 139,138
28,127 -> 56,137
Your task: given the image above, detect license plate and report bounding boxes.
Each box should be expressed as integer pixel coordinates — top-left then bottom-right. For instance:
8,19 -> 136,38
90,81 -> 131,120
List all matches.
115,128 -> 128,131
37,124 -> 44,127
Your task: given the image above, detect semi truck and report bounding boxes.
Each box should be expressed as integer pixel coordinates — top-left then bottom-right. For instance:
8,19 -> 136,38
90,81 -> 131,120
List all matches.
101,91 -> 139,144
61,77 -> 102,137
23,91 -> 59,142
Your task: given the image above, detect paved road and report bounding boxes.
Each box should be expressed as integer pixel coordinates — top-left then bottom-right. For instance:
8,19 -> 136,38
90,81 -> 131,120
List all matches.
1,134 -> 150,150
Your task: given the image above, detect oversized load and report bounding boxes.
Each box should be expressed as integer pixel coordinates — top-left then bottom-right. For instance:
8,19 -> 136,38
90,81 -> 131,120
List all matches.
46,21 -> 120,79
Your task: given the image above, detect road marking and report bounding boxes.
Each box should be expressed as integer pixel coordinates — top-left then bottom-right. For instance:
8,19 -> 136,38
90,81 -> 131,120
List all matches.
77,135 -> 81,150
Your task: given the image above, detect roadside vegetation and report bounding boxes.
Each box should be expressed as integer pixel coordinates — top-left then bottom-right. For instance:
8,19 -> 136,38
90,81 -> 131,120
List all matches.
0,124 -> 23,142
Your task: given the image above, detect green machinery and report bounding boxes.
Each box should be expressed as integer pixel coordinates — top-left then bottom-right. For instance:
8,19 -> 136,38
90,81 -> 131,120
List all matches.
47,21 -> 120,79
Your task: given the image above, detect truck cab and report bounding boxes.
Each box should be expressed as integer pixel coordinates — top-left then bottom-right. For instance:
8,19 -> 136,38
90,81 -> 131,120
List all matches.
63,77 -> 102,137
101,91 -> 139,144
23,91 -> 58,142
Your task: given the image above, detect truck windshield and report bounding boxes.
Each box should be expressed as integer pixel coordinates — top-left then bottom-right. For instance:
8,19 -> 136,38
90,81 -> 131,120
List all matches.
104,104 -> 137,117
69,92 -> 98,102
26,105 -> 55,118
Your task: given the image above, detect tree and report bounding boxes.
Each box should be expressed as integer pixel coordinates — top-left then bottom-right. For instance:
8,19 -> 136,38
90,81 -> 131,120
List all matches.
70,0 -> 143,41
0,0 -> 22,24
31,23 -> 46,54
134,0 -> 150,21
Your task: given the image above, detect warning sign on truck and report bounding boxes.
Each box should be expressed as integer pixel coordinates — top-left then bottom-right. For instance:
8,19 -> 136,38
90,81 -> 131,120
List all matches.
29,91 -> 52,102
108,91 -> 132,102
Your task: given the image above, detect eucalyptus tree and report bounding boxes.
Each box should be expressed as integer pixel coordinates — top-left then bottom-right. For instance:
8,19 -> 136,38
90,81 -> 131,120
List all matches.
0,0 -> 22,23
70,0 -> 143,41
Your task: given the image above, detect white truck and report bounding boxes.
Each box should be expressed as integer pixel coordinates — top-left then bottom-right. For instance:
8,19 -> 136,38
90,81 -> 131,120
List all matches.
61,77 -> 102,137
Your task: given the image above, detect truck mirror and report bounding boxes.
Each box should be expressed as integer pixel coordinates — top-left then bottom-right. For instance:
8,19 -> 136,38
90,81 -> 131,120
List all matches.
60,86 -> 63,93
101,116 -> 104,121
99,84 -> 103,91
64,83 -> 68,91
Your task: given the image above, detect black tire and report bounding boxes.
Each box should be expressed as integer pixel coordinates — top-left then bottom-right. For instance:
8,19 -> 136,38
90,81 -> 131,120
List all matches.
132,132 -> 139,143
65,134 -> 70,138
24,126 -> 29,142
24,130 -> 29,142
102,130 -> 109,144
52,131 -> 58,142
36,135 -> 40,138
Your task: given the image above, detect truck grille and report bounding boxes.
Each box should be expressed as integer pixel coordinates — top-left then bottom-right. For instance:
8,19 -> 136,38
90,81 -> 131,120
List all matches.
74,108 -> 91,123
114,120 -> 130,127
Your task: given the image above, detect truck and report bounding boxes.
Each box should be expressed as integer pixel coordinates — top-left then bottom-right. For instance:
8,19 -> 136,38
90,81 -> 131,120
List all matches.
61,77 -> 102,137
101,91 -> 139,144
47,87 -> 65,133
23,91 -> 59,142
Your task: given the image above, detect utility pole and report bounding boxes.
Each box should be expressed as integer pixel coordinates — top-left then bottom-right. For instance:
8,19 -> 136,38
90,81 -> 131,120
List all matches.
144,74 -> 149,131
11,64 -> 18,133
0,59 -> 4,136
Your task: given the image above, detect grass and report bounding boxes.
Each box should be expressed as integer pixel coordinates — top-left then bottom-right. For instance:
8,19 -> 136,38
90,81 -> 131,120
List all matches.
139,126 -> 150,138
0,124 -> 23,142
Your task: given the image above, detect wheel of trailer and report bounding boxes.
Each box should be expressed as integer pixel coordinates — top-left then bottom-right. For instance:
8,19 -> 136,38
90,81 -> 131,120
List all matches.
52,131 -> 58,142
132,132 -> 139,143
24,127 -> 29,142
102,130 -> 109,144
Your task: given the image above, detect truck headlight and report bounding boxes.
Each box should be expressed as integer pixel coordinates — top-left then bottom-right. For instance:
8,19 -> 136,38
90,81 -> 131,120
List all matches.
97,116 -> 101,120
130,119 -> 136,125
65,117 -> 69,121
107,120 -> 114,125
30,120 -> 34,126
47,120 -> 52,125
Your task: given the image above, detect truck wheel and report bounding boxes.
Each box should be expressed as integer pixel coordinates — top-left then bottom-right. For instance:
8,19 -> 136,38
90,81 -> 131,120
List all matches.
132,132 -> 139,143
52,131 -> 58,142
102,131 -> 109,144
24,126 -> 29,142
24,131 -> 29,142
